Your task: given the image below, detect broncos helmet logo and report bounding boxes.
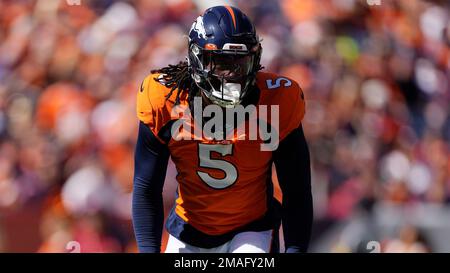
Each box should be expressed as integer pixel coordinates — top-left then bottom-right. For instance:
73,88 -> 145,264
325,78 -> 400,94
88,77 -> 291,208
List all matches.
190,16 -> 207,39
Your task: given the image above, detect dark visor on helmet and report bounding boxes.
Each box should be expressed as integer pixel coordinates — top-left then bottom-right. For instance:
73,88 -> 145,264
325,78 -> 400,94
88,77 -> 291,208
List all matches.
203,52 -> 254,80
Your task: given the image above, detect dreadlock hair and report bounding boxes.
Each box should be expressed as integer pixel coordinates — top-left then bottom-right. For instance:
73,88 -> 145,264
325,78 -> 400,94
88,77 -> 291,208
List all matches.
150,61 -> 195,106
151,61 -> 264,106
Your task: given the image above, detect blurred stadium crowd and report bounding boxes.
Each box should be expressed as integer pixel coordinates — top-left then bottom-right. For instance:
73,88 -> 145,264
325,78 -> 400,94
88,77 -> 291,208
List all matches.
0,0 -> 449,252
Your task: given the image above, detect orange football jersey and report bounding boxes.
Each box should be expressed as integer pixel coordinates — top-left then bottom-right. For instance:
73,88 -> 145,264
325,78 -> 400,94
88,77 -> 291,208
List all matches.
137,71 -> 305,235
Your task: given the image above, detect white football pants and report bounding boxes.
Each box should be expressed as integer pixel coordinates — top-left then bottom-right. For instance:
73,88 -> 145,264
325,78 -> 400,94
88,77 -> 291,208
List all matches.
165,230 -> 273,253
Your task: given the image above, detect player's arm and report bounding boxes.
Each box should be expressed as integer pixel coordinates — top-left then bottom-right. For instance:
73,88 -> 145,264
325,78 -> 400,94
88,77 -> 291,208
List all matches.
132,121 -> 170,253
273,125 -> 313,253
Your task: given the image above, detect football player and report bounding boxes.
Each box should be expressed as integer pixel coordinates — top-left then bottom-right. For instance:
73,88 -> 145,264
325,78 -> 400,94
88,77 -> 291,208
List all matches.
132,5 -> 312,253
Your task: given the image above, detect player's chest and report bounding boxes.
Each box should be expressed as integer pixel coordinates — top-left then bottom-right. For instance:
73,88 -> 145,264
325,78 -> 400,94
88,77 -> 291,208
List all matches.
168,138 -> 272,170
167,138 -> 271,189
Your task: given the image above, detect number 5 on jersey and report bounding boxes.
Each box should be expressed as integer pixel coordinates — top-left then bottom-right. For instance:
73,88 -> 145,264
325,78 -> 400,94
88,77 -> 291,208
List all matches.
197,144 -> 238,189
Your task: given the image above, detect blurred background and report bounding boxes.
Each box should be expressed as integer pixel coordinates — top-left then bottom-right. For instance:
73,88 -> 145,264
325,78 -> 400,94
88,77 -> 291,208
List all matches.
0,0 -> 449,253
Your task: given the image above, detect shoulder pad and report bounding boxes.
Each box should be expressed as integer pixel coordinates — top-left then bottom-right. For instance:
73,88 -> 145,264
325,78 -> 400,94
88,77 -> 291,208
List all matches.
256,72 -> 306,141
136,73 -> 188,142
